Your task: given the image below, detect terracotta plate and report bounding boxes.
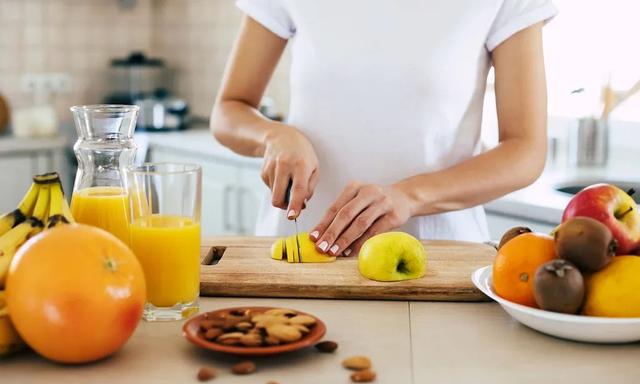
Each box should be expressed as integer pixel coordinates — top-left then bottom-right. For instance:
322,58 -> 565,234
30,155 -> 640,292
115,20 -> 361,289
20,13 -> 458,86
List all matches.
182,306 -> 327,356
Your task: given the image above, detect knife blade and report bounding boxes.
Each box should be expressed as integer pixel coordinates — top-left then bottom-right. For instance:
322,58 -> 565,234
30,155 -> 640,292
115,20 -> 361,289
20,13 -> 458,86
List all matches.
285,180 -> 302,262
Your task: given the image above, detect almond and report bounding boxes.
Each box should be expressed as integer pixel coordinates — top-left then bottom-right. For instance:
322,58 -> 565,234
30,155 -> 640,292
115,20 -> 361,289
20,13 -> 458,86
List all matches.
315,340 -> 338,353
264,308 -> 297,317
196,367 -> 217,381
266,323 -> 302,342
342,356 -> 372,371
216,332 -> 244,345
289,314 -> 316,326
292,324 -> 310,334
351,370 -> 376,382
200,318 -> 225,330
264,335 -> 280,346
235,321 -> 253,331
204,328 -> 223,341
231,360 -> 256,375
240,333 -> 262,347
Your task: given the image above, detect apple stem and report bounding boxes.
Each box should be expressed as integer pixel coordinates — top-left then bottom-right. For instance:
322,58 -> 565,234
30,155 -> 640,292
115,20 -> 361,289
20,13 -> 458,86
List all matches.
627,188 -> 636,197
618,206 -> 634,219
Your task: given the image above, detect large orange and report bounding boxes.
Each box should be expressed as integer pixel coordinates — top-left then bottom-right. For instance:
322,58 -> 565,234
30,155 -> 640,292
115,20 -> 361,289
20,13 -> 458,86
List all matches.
5,224 -> 146,364
493,232 -> 556,307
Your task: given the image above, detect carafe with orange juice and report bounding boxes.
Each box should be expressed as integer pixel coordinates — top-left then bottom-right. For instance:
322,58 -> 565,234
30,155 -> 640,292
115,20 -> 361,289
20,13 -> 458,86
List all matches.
69,105 -> 138,246
126,163 -> 202,321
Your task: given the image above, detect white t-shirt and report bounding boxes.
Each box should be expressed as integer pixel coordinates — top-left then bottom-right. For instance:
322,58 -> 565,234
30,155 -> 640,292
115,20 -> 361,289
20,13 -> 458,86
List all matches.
236,0 -> 557,241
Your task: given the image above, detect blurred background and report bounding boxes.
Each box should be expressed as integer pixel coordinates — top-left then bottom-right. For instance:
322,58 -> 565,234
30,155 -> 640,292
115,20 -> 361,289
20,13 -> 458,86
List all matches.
0,0 -> 638,238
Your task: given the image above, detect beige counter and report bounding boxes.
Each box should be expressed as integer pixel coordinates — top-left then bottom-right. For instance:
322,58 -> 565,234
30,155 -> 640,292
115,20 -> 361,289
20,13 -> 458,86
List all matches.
2,297 -> 638,384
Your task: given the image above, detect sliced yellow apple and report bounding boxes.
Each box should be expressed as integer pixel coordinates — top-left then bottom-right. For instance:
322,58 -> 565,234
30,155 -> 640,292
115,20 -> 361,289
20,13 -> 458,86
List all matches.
270,232 -> 337,263
270,238 -> 285,260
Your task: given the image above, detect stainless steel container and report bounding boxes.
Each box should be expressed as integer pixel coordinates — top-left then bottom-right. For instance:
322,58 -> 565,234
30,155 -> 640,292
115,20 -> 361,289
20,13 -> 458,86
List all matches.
567,117 -> 609,167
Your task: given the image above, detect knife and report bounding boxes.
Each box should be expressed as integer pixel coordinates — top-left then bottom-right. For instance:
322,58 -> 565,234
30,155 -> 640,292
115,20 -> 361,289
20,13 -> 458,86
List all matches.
285,180 -> 302,262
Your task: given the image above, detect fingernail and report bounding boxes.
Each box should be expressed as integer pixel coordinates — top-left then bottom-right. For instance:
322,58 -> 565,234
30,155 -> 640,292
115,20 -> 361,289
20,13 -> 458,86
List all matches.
310,231 -> 319,240
344,248 -> 352,256
318,241 -> 328,252
329,244 -> 339,255
287,209 -> 296,219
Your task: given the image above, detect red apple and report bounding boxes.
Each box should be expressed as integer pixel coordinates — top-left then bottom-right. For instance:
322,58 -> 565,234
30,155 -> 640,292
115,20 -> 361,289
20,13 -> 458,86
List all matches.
562,184 -> 640,255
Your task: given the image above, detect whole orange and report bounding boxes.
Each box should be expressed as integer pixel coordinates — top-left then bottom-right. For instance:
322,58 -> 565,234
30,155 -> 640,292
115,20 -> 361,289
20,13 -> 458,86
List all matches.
492,232 -> 556,307
5,224 -> 146,364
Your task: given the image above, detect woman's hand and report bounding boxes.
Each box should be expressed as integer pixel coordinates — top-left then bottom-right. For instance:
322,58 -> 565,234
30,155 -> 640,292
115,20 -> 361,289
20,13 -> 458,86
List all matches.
310,182 -> 415,256
262,123 -> 319,218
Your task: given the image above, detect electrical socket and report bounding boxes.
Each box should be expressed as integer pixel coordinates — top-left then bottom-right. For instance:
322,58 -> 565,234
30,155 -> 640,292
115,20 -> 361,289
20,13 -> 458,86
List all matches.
21,73 -> 72,94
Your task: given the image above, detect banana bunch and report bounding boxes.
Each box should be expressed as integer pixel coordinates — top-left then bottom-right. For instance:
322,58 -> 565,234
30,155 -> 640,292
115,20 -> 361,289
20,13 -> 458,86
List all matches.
0,172 -> 74,357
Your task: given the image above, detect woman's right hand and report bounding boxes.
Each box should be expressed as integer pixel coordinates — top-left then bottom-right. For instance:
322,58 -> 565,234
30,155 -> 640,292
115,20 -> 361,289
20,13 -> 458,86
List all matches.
261,123 -> 319,219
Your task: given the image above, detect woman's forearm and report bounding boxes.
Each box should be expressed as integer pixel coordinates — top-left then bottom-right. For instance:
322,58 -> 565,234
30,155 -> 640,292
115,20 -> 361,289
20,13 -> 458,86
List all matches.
211,100 -> 278,158
396,137 -> 546,217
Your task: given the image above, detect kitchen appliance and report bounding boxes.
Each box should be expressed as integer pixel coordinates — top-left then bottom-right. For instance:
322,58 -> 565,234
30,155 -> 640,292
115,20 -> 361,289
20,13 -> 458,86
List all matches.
106,52 -> 188,131
567,117 -> 609,167
198,236 -> 495,301
135,89 -> 189,131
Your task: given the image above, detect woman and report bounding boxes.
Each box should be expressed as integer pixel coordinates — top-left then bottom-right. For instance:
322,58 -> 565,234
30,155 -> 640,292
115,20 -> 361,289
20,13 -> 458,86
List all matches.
211,0 -> 556,256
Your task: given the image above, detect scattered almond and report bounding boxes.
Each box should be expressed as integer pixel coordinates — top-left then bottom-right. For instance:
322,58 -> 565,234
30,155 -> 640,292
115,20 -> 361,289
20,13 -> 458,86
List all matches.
351,369 -> 376,382
315,340 -> 338,353
204,328 -> 223,341
342,356 -> 372,371
266,323 -> 302,342
196,367 -> 217,382
231,360 -> 256,375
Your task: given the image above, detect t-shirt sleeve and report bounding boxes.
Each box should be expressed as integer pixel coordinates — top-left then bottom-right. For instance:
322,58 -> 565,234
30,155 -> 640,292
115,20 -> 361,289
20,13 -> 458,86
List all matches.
236,0 -> 295,39
486,0 -> 557,51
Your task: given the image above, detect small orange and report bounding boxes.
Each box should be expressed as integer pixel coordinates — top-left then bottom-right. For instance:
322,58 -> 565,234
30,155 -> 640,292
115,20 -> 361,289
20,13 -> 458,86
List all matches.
493,232 -> 556,307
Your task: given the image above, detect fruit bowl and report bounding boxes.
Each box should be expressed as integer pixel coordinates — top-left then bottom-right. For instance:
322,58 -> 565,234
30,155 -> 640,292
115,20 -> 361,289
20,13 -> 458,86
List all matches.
472,265 -> 640,343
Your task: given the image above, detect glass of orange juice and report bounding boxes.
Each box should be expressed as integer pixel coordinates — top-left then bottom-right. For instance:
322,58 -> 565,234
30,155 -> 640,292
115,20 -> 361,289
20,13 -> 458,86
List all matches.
126,163 -> 202,321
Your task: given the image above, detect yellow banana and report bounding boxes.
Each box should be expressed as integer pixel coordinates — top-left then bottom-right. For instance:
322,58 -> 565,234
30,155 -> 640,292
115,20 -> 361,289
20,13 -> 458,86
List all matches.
0,182 -> 40,236
0,291 -> 26,357
0,184 -> 50,288
46,179 -> 75,229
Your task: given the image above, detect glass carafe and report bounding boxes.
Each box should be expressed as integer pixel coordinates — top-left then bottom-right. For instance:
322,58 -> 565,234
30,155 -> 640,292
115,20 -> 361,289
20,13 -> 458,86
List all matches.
70,105 -> 139,245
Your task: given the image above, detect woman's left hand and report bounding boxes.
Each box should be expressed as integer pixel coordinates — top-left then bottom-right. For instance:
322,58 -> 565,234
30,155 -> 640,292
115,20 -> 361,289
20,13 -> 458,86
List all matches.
309,182 -> 415,256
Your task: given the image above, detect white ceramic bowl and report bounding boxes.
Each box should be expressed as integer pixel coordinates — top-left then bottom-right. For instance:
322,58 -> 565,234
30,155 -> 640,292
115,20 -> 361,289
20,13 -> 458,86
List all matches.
472,265 -> 640,343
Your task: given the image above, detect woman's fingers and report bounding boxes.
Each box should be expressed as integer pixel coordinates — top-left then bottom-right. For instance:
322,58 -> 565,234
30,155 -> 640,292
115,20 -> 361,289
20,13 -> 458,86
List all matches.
329,202 -> 389,256
309,181 -> 361,242
286,167 -> 312,219
346,215 -> 395,256
314,186 -> 379,254
271,163 -> 289,209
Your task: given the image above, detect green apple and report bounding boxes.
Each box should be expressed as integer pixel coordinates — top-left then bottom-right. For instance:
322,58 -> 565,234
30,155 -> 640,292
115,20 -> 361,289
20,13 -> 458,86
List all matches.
358,232 -> 427,281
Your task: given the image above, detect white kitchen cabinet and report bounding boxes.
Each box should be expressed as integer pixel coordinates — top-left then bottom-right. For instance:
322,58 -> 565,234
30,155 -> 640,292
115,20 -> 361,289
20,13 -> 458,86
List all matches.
237,167 -> 268,234
0,137 -> 70,214
149,148 -> 237,236
485,211 -> 557,240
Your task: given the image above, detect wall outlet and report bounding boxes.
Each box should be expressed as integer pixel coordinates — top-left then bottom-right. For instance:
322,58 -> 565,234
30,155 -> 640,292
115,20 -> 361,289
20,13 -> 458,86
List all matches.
21,73 -> 72,94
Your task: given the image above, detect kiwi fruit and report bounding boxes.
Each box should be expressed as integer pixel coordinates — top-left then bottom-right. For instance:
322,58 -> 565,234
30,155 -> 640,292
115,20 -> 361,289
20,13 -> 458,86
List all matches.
554,217 -> 617,272
533,259 -> 585,314
498,226 -> 532,249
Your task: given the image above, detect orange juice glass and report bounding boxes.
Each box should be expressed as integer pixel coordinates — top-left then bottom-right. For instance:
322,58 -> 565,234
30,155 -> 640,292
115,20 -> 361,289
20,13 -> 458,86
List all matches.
126,163 -> 202,321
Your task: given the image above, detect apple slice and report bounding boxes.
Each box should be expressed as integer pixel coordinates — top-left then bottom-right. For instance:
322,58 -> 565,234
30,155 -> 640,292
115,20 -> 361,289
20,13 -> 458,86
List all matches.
270,238 -> 285,260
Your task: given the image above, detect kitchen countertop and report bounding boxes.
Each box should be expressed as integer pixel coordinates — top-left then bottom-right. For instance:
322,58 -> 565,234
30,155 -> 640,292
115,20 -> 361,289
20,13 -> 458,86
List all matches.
3,297 -> 638,384
0,135 -> 67,156
485,149 -> 640,225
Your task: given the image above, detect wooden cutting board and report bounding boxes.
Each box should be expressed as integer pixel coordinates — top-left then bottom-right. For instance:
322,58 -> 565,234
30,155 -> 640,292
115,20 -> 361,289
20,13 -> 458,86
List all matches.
200,236 -> 496,301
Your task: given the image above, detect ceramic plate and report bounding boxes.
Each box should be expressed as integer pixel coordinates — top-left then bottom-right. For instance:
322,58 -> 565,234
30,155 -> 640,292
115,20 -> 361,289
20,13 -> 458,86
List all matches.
183,306 -> 326,356
472,265 -> 640,343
